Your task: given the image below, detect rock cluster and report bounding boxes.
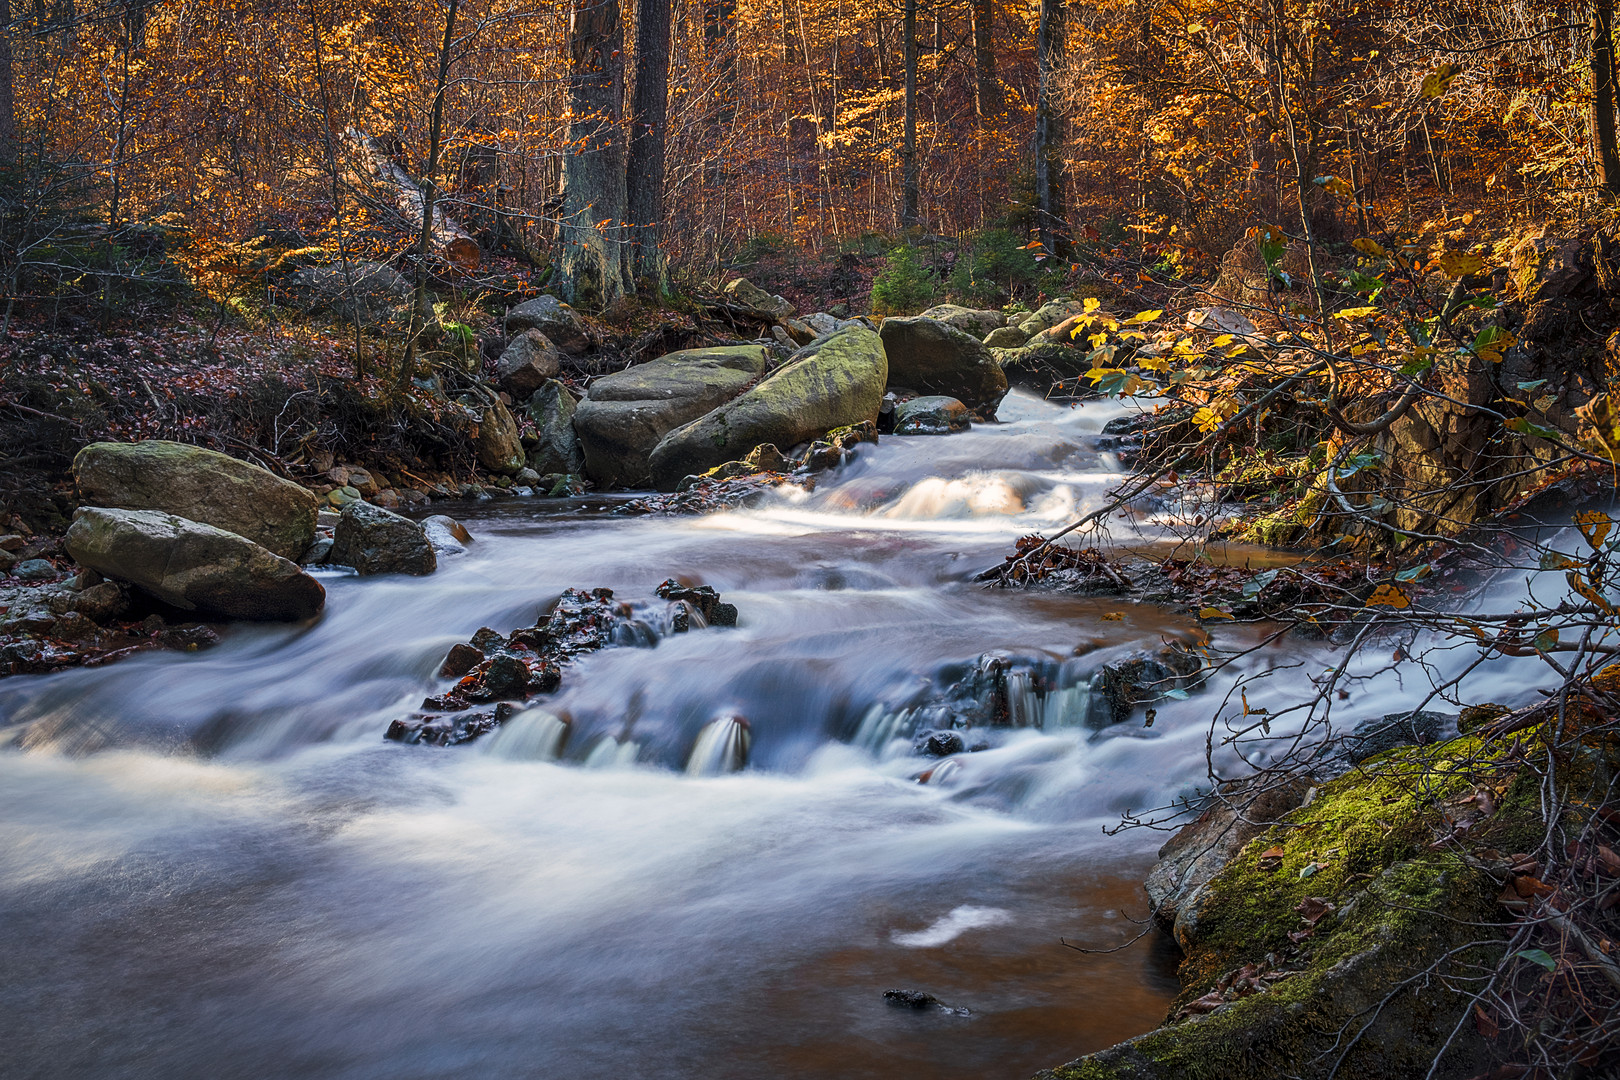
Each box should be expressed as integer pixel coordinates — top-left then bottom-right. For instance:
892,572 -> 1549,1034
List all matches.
385,580 -> 739,746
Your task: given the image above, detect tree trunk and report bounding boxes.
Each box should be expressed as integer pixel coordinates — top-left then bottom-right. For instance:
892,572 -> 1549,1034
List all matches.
971,0 -> 998,120
626,0 -> 671,292
1034,0 -> 1065,251
558,0 -> 629,309
348,129 -> 480,269
400,0 -> 461,389
1595,0 -> 1620,198
0,1 -> 17,167
901,0 -> 919,227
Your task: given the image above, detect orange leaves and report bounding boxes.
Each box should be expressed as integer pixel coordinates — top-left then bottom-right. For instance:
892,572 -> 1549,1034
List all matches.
1365,584 -> 1410,609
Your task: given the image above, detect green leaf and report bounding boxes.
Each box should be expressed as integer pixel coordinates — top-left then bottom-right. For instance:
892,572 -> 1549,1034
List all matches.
1399,354 -> 1435,377
1516,948 -> 1557,972
1242,569 -> 1280,599
1394,564 -> 1431,582
1517,379 -> 1547,392
1539,551 -> 1582,571
1505,417 -> 1560,441
1534,627 -> 1559,652
1163,688 -> 1191,700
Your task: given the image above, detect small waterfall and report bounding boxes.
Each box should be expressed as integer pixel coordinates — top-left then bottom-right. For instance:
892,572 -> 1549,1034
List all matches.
853,703 -> 917,752
686,715 -> 751,776
481,708 -> 569,760
916,758 -> 962,786
584,736 -> 640,769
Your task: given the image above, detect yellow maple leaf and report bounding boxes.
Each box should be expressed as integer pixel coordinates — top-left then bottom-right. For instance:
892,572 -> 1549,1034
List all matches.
1365,584 -> 1410,609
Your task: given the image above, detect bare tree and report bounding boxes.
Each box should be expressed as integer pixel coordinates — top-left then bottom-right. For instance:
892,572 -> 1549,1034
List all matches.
400,0 -> 462,388
971,0 -> 998,120
1034,0 -> 1065,250
626,0 -> 671,293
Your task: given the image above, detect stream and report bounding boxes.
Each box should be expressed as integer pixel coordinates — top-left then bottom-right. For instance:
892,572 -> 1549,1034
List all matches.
0,392 -> 1565,1080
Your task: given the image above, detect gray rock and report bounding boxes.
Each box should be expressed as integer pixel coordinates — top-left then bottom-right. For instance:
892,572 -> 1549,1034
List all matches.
524,382 -> 589,479
803,312 -> 841,336
494,330 -> 561,399
572,345 -> 768,488
65,507 -> 325,621
1087,646 -> 1202,727
13,559 -> 57,581
722,277 -> 795,320
504,295 -> 590,353
301,537 -> 335,564
476,400 -> 526,476
330,502 -> 436,576
982,325 -> 1029,349
73,440 -> 319,561
919,303 -> 1005,338
69,580 -> 129,622
514,467 -> 542,486
648,327 -> 887,491
893,395 -> 970,435
878,316 -> 1008,412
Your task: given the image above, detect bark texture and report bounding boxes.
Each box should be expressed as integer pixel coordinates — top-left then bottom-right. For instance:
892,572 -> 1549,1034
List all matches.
558,0 -> 629,309
627,0 -> 672,292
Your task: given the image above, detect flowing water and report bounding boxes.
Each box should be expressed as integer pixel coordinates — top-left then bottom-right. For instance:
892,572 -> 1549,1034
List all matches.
0,393 -> 1567,1080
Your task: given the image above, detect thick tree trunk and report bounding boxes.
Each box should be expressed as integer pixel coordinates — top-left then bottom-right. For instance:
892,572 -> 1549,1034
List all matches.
0,2 -> 16,167
1034,0 -> 1065,251
971,0 -> 998,120
559,0 -> 629,309
901,0 -> 919,227
1595,0 -> 1620,198
626,0 -> 671,292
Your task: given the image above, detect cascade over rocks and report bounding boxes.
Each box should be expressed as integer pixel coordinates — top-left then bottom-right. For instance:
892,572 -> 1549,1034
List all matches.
65,507 -> 325,621
878,316 -> 1007,412
573,344 -> 769,488
647,326 -> 887,491
386,581 -> 740,746
329,501 -> 436,576
73,440 -> 318,560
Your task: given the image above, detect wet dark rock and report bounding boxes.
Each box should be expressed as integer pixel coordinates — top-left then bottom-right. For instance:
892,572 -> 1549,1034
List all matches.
1323,710 -> 1456,772
1088,645 -> 1203,727
388,583 -> 742,746
422,515 -> 473,555
49,612 -> 100,641
884,989 -> 942,1009
439,642 -> 484,677
68,580 -> 128,622
301,537 -> 335,565
13,559 -> 58,581
914,729 -> 966,757
330,501 -> 436,576
893,395 -> 971,436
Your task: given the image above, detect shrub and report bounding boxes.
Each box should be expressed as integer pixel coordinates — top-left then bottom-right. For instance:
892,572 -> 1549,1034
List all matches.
870,246 -> 937,315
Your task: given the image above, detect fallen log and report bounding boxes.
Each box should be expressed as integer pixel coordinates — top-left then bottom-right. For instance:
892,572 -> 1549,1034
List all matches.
345,127 -> 481,271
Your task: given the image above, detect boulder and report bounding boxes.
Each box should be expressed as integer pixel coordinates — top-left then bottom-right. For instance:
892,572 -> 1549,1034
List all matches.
878,316 -> 1008,412
72,440 -> 319,561
330,501 -> 436,576
287,261 -> 411,327
494,330 -> 561,399
476,400 -> 526,475
919,304 -> 1004,338
504,295 -> 590,353
65,507 -> 325,621
803,312 -> 841,336
572,344 -> 769,488
722,277 -> 795,321
1013,299 -> 1086,338
982,325 -> 1028,349
525,380 -> 587,477
648,327 -> 887,491
893,395 -> 971,435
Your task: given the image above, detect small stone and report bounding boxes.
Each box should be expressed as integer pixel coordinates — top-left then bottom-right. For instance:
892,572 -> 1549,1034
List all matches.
478,654 -> 531,700
515,467 -> 542,486
69,581 -> 128,622
470,626 -> 506,651
13,559 -> 58,581
50,612 -> 100,641
371,490 -> 401,509
915,729 -> 966,757
346,468 -> 381,497
327,486 -> 360,507
0,534 -> 24,552
883,989 -> 942,1010
0,551 -> 16,573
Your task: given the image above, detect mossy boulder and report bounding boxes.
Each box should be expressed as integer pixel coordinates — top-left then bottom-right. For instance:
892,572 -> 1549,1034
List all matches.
525,379 -> 586,477
475,400 -> 526,476
573,344 -> 768,488
647,327 -> 887,491
879,315 -> 1008,412
918,303 -> 1005,339
72,440 -> 318,561
65,507 -> 325,621
1038,736 -> 1552,1080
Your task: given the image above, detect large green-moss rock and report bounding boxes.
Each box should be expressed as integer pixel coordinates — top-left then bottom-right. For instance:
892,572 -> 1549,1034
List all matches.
573,344 -> 769,488
1035,737 -> 1543,1080
72,440 -> 318,561
65,507 -> 325,621
647,327 -> 887,491
879,315 -> 1007,412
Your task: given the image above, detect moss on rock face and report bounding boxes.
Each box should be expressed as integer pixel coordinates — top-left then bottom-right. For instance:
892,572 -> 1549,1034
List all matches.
1038,736 -> 1553,1080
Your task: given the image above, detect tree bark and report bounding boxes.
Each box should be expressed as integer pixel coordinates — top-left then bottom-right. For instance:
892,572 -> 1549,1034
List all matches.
971,0 -> 998,120
1034,0 -> 1066,251
1595,0 -> 1620,198
626,0 -> 671,293
558,0 -> 629,309
901,0 -> 919,227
